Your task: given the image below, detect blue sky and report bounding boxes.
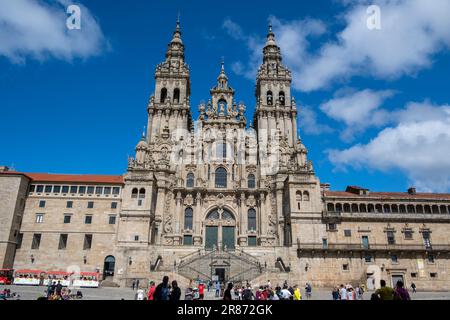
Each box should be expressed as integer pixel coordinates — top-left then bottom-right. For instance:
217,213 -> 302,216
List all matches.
1,0 -> 450,192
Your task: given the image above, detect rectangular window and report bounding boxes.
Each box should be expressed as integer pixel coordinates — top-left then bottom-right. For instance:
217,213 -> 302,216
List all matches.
79,186 -> 86,194
16,233 -> 23,249
322,238 -> 328,248
39,200 -> 46,208
364,254 -> 372,263
95,186 -> 103,195
183,235 -> 193,246
29,185 -> 36,193
248,236 -> 257,247
404,230 -> 413,239
35,214 -> 44,223
87,201 -> 94,209
64,215 -> 71,224
44,185 -> 52,193
104,187 -> 112,195
362,236 -> 370,249
70,186 -> 78,194
138,200 -> 143,206
134,235 -> 139,241
390,255 -> 398,263
53,185 -> 61,193
427,254 -> 435,263
109,215 -> 116,225
111,202 -> 118,209
58,234 -> 68,250
36,185 -> 44,193
62,186 -> 69,193
344,230 -> 352,237
327,223 -> 337,231
31,234 -> 41,250
422,231 -> 432,248
83,234 -> 93,250
387,231 -> 396,245
66,201 -> 73,208
85,215 -> 93,224
112,187 -> 120,195
411,273 -> 417,278
87,186 -> 95,194
342,264 -> 349,271
430,273 -> 437,278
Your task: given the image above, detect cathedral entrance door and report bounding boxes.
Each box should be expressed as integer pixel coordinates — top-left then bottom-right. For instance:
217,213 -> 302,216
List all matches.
215,268 -> 226,282
205,226 -> 219,249
205,208 -> 236,250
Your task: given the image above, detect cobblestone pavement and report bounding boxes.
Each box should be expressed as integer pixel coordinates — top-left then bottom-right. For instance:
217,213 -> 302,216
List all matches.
2,285 -> 450,300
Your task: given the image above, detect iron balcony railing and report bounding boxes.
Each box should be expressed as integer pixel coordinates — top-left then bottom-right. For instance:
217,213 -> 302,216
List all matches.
297,242 -> 450,252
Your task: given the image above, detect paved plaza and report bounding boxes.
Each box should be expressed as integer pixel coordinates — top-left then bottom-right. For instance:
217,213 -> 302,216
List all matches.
2,284 -> 450,300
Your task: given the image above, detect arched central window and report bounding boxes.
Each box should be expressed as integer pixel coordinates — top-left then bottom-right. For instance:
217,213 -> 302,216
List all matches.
248,209 -> 256,231
267,91 -> 273,105
184,208 -> 193,230
186,173 -> 195,188
173,88 -> 180,103
215,167 -> 227,188
160,88 -> 167,103
248,174 -> 256,189
279,91 -> 285,106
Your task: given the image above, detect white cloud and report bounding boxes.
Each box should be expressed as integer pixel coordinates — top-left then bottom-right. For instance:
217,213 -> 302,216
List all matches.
320,89 -> 394,141
328,102 -> 450,192
298,105 -> 334,136
0,0 -> 108,63
226,0 -> 450,91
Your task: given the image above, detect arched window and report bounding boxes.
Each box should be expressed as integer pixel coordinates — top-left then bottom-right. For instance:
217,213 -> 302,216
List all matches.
139,188 -> 146,199
218,99 -> 227,114
336,203 -> 342,212
416,205 -> 424,214
131,188 -> 138,199
184,208 -> 193,230
248,209 -> 257,231
160,88 -> 167,103
279,91 -> 285,106
351,204 -> 359,213
343,203 -> 351,213
173,88 -> 180,103
368,204 -> 375,213
375,204 -> 383,213
407,205 -> 416,214
186,173 -> 195,188
296,191 -> 302,201
215,167 -> 227,188
303,191 -> 310,201
440,205 -> 448,214
359,204 -> 367,213
383,204 -> 391,213
327,203 -> 335,212
248,174 -> 256,189
267,91 -> 273,105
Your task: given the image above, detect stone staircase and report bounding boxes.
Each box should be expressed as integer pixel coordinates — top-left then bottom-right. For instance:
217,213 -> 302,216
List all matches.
177,248 -> 263,283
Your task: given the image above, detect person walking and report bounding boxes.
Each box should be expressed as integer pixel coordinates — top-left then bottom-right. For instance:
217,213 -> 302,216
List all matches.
223,283 -> 233,301
332,287 -> 340,300
394,281 -> 410,300
147,281 -> 156,300
281,285 -> 292,300
411,283 -> 417,293
154,276 -> 170,301
293,285 -> 302,300
215,281 -> 221,298
198,282 -> 205,300
169,281 -> 181,301
132,279 -> 136,290
184,281 -> 194,300
136,279 -> 140,290
305,283 -> 312,299
375,280 -> 395,300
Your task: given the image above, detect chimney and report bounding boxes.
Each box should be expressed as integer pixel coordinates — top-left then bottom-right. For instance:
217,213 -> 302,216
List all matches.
408,187 -> 416,195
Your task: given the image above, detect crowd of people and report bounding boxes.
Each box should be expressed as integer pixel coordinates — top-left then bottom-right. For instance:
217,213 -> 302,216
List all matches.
331,280 -> 412,300
43,280 -> 83,300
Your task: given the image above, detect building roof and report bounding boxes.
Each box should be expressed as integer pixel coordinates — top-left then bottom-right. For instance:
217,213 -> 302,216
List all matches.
0,171 -> 123,184
324,191 -> 450,201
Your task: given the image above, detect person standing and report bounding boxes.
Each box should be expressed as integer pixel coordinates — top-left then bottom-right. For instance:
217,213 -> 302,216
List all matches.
136,287 -> 145,300
154,276 -> 170,301
394,281 -> 410,300
215,281 -> 221,298
339,284 -> 347,300
198,282 -> 205,300
305,283 -> 312,299
147,281 -> 156,300
281,286 -> 292,300
169,281 -> 181,301
132,279 -> 136,290
375,280 -> 395,300
55,281 -> 63,298
332,287 -> 339,300
411,283 -> 417,293
223,283 -> 233,301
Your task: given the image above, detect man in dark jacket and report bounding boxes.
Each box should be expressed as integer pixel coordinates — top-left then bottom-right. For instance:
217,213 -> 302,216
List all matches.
154,276 -> 170,301
169,280 -> 181,301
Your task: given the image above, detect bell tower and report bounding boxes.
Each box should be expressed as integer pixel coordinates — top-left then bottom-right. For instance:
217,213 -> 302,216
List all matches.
253,24 -> 298,148
146,18 -> 192,142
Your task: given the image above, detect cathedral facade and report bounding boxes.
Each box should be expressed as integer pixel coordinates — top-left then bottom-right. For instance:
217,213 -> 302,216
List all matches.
1,21 -> 450,291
